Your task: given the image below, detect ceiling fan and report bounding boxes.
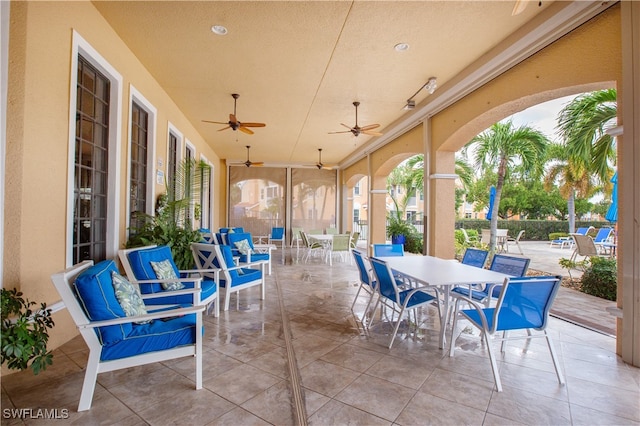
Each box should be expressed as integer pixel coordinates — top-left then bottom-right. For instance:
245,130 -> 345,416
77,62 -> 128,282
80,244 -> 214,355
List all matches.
329,101 -> 382,137
315,149 -> 334,170
512,0 -> 542,16
202,93 -> 266,135
231,145 -> 264,167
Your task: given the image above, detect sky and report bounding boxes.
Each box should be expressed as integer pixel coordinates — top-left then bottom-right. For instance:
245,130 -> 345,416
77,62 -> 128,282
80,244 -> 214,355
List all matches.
506,94 -> 579,142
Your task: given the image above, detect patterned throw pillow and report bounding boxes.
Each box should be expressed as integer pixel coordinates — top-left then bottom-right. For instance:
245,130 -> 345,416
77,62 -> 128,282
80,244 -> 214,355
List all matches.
111,272 -> 150,324
234,239 -> 253,255
150,259 -> 185,291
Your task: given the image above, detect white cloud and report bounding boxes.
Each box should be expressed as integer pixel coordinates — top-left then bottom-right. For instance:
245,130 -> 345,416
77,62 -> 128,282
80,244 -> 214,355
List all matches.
506,95 -> 579,142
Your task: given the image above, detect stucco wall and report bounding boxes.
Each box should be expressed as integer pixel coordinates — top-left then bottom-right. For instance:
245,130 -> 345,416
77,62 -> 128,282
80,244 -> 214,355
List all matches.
4,1 -> 222,360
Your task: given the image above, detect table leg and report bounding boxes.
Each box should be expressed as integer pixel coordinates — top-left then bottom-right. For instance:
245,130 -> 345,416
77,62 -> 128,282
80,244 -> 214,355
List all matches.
439,286 -> 450,349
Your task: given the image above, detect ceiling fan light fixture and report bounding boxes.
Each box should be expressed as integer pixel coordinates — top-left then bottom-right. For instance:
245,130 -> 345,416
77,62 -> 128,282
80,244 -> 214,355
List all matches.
211,25 -> 228,35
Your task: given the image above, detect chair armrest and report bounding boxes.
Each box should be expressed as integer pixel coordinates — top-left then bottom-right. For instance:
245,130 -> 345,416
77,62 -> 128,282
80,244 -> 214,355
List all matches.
76,305 -> 205,329
139,287 -> 202,301
234,260 -> 268,269
130,276 -> 203,286
453,295 -> 491,331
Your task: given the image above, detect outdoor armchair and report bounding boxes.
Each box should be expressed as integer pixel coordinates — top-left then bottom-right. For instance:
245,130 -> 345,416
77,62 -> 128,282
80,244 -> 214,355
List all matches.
191,243 -> 265,311
51,260 -> 204,411
226,231 -> 272,274
506,230 -> 525,255
268,227 -> 286,248
449,275 -> 565,392
118,245 -> 219,316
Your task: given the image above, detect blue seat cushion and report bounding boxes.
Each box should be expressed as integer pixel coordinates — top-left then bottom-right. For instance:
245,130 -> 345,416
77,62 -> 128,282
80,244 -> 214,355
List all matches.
238,252 -> 269,263
451,286 -> 489,301
100,313 -> 197,361
144,279 -> 217,306
73,260 -> 132,345
219,268 -> 261,289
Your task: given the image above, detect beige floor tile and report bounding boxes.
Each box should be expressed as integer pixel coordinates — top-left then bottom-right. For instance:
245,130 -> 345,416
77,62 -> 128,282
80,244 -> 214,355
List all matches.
202,364 -> 281,405
308,399 -> 390,426
300,359 -> 360,397
395,390 -> 486,425
335,374 -> 417,421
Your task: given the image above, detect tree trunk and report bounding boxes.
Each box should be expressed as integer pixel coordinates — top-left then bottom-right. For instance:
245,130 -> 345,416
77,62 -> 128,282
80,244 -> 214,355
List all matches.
568,189 -> 576,233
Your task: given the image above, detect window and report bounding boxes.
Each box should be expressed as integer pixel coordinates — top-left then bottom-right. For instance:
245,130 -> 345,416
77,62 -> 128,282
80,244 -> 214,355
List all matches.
353,209 -> 360,223
72,56 -> 110,263
354,182 -> 360,196
129,101 -> 148,234
167,132 -> 178,198
199,156 -> 213,229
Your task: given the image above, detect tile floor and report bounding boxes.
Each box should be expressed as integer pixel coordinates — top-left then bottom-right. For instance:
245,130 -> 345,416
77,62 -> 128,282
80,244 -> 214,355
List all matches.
2,248 -> 639,425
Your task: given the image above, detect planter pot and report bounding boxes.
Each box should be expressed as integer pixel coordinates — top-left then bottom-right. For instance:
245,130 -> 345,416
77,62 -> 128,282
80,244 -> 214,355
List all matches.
391,235 -> 406,245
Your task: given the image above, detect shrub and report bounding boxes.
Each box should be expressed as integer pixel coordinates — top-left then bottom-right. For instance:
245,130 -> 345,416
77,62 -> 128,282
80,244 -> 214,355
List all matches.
404,231 -> 423,254
1,288 -> 55,375
549,232 -> 568,241
580,257 -> 617,301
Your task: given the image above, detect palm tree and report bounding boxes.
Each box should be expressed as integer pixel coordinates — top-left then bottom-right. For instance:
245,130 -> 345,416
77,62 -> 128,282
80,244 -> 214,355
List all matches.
544,142 -> 598,232
464,120 -> 549,252
557,89 -> 617,183
405,154 -> 474,196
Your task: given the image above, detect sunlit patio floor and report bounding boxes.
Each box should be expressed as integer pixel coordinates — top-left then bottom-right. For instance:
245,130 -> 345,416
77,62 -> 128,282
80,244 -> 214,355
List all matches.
2,247 -> 638,425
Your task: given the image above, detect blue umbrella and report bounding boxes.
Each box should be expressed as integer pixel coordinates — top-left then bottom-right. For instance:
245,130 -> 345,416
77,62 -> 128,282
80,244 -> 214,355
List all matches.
605,172 -> 617,223
486,186 -> 496,220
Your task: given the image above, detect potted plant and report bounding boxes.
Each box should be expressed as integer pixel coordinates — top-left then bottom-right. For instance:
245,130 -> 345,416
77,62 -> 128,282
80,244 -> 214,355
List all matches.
1,288 -> 55,375
386,214 -> 415,246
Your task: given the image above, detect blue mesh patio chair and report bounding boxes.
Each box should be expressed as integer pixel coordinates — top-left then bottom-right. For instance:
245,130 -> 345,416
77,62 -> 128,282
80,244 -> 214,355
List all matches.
351,250 -> 378,328
449,275 -> 565,392
51,260 -> 204,411
450,254 -> 530,306
118,245 -> 219,316
372,243 -> 404,257
191,242 -> 265,311
369,257 -> 440,349
460,248 -> 489,268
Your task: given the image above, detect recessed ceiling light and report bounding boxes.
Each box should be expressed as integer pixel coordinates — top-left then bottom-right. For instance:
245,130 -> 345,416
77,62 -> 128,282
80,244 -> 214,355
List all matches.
211,25 -> 228,36
394,43 -> 410,52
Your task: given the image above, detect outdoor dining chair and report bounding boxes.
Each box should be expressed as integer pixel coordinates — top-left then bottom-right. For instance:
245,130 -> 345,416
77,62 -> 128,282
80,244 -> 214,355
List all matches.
351,250 -> 378,327
449,275 -> 565,392
460,247 -> 489,268
569,233 -> 608,262
51,260 -> 204,411
450,254 -> 530,305
300,231 -> 325,263
372,243 -> 404,257
369,257 -> 440,349
327,233 -> 352,265
505,230 -> 525,255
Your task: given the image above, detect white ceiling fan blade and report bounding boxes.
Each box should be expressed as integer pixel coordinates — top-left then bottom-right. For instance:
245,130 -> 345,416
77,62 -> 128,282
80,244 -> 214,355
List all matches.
512,0 -> 527,16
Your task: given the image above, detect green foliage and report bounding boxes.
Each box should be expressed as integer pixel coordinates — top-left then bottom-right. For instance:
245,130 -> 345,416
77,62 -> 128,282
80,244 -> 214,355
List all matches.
549,232 -> 568,240
386,214 -> 415,238
580,257 -> 617,301
404,231 -> 423,254
127,194 -> 202,270
1,288 -> 55,375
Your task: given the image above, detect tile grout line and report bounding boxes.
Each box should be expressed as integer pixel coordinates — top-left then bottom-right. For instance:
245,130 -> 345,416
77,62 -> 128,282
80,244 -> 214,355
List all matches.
272,264 -> 308,425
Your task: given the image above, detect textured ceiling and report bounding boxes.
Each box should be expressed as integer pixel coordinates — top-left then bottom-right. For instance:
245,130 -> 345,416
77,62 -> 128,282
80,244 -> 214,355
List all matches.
93,1 -> 554,166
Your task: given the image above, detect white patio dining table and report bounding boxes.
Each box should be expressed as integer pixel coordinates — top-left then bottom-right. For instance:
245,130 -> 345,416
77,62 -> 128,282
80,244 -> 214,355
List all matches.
375,255 -> 510,349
